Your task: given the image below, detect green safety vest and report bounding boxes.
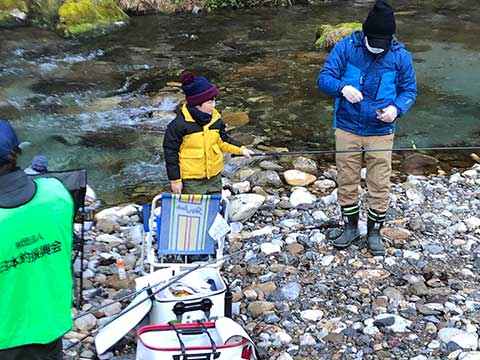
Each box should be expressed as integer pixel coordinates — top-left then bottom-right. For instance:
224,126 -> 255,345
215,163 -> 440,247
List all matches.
0,177 -> 74,350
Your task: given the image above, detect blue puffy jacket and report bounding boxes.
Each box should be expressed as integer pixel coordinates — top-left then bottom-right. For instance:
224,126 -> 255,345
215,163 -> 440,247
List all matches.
317,31 -> 417,136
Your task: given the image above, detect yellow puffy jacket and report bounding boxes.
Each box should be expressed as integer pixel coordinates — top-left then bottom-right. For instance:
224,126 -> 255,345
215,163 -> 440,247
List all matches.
163,104 -> 245,182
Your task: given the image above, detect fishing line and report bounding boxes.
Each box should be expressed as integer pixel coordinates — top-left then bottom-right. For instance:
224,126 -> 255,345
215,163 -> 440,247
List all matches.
232,145 -> 480,158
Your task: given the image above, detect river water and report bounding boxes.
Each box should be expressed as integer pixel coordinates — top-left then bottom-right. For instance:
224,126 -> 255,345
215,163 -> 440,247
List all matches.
1,0 -> 479,203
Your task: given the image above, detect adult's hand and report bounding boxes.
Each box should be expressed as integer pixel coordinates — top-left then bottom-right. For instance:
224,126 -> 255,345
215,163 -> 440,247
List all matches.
377,105 -> 398,123
242,149 -> 254,159
341,85 -> 363,103
171,181 -> 182,194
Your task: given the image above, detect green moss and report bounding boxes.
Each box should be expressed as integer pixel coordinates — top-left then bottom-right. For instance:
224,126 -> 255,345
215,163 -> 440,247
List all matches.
57,0 -> 129,37
0,0 -> 27,25
0,0 -> 26,11
315,22 -> 362,50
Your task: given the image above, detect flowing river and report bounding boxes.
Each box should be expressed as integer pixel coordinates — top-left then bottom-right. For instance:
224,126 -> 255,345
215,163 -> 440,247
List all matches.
1,0 -> 479,203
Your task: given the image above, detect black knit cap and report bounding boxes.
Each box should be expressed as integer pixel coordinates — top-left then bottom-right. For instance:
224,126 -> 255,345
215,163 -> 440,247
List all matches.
363,0 -> 396,50
363,0 -> 396,49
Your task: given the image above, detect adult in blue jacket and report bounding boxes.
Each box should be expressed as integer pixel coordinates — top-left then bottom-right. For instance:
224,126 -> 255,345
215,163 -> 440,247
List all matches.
317,0 -> 417,255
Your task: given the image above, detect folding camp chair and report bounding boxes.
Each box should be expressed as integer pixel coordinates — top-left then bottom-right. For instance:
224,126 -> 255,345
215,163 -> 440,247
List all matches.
141,194 -> 230,274
27,169 -> 91,306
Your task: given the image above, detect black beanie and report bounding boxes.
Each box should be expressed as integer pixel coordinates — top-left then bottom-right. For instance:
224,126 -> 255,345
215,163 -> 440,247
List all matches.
362,0 -> 396,37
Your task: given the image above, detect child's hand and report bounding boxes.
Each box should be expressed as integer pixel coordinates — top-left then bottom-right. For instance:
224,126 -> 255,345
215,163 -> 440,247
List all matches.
171,181 -> 183,194
242,149 -> 254,159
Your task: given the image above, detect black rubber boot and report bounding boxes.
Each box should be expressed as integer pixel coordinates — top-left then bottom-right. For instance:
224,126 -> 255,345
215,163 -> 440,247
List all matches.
366,208 -> 387,256
333,205 -> 361,249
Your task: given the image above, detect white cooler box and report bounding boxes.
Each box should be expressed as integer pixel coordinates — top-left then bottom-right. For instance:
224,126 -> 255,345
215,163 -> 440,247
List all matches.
136,318 -> 256,360
95,267 -> 231,356
137,267 -> 228,324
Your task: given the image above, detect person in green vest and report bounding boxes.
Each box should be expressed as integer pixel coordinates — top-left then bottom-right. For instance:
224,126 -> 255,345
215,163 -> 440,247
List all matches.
0,120 -> 74,360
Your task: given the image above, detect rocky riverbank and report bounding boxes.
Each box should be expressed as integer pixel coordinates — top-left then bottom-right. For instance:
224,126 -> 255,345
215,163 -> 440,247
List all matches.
0,0 -> 349,37
64,156 -> 480,360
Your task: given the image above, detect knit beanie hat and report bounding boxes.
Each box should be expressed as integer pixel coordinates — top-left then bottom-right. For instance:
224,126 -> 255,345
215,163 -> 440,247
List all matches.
180,71 -> 219,106
363,0 -> 396,50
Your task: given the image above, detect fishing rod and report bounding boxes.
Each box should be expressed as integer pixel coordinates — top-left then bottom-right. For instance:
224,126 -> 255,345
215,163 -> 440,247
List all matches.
232,145 -> 480,158
64,263 -> 203,352
73,264 -> 199,322
73,237 -> 258,322
64,245 -> 254,352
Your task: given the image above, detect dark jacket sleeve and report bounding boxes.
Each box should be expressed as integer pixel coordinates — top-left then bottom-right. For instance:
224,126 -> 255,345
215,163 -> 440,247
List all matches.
163,117 -> 184,181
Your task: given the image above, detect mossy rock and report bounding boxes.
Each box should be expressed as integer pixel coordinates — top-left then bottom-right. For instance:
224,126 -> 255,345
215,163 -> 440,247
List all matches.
0,0 -> 28,26
315,22 -> 362,50
57,0 -> 129,37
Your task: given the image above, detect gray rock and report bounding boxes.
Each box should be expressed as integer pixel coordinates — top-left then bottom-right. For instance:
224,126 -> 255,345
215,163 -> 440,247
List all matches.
74,313 -> 97,331
96,218 -> 121,234
265,313 -> 281,323
280,282 -> 302,301
422,242 -> 445,254
383,287 -> 404,301
247,170 -> 283,188
247,301 -> 275,316
439,328 -> 478,350
410,281 -> 429,297
299,333 -> 317,346
373,316 -> 395,327
372,314 -> 412,333
289,188 -> 317,207
228,193 -> 265,222
292,157 -> 318,175
416,303 -> 441,316
259,161 -> 284,171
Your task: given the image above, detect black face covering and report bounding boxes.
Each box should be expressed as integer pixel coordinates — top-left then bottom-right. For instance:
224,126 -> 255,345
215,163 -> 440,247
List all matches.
365,35 -> 392,53
362,0 -> 395,54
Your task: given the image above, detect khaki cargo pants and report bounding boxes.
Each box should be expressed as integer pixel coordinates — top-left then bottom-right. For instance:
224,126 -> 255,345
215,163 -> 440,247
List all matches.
335,128 -> 394,212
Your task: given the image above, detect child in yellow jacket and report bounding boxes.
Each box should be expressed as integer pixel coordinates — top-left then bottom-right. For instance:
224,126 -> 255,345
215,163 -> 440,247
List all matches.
163,71 -> 253,195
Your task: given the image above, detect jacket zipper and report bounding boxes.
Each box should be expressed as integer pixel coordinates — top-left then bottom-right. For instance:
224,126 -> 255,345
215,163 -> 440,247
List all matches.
361,55 -> 382,134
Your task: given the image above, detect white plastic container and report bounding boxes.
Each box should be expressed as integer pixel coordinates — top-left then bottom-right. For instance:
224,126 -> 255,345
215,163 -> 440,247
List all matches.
147,267 -> 227,325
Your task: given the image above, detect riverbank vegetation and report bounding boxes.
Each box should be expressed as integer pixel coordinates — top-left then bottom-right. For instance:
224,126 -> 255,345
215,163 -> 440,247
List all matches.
0,0 -> 336,36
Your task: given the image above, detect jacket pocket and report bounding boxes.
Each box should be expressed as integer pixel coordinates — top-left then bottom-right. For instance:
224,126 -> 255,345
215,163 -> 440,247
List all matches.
375,71 -> 397,100
180,148 -> 205,178
180,148 -> 204,159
